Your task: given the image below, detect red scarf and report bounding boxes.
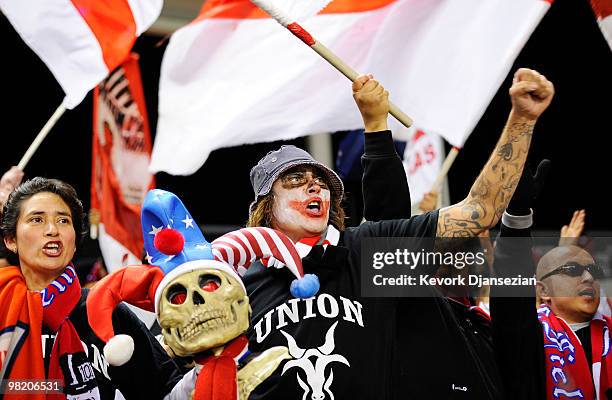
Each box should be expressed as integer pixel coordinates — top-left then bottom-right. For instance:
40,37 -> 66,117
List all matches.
0,267 -> 45,399
538,305 -> 612,399
0,265 -> 99,399
193,335 -> 249,400
42,265 -> 100,399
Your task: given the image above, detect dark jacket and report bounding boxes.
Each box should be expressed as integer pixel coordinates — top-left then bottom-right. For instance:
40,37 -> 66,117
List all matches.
244,213 -> 439,399
361,131 -> 411,221
244,130 -> 509,399
42,289 -> 182,399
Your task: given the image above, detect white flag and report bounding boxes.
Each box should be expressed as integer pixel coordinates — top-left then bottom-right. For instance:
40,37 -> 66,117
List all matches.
0,0 -> 162,108
152,0 -> 550,175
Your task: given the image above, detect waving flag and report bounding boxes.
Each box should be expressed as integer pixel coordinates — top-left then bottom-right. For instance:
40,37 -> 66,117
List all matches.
0,0 -> 162,108
151,0 -> 551,175
590,0 -> 612,50
91,54 -> 155,272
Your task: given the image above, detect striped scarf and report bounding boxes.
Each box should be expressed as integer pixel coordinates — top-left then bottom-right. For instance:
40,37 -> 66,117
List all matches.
538,305 -> 612,399
0,266 -> 100,399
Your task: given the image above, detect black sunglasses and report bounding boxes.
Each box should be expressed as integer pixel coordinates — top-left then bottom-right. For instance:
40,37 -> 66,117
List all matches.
539,262 -> 604,281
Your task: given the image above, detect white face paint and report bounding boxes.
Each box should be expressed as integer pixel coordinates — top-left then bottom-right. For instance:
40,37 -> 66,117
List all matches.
271,167 -> 331,242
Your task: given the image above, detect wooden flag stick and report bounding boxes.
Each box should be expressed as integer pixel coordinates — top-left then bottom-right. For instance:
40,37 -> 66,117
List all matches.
249,0 -> 414,128
310,41 -> 413,128
18,104 -> 66,170
431,146 -> 460,191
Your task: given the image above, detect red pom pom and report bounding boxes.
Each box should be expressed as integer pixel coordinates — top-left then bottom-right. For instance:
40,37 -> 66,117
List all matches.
154,228 -> 185,255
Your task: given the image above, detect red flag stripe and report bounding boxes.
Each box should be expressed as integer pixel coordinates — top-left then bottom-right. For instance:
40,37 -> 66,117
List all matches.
214,239 -> 248,265
70,0 -> 137,70
197,0 -> 396,22
220,243 -> 241,266
590,0 -> 612,18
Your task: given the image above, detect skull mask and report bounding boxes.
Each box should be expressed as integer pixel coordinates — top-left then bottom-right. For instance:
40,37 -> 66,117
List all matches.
158,266 -> 250,357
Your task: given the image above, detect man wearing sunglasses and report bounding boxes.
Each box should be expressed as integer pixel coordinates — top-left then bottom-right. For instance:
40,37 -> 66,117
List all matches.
538,249 -> 602,322
534,246 -> 610,399
493,193 -> 611,398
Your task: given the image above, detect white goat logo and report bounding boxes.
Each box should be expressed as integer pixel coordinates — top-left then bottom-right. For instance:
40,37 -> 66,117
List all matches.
280,321 -> 350,400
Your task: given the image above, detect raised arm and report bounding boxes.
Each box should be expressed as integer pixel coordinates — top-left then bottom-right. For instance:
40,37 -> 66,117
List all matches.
353,75 -> 412,221
437,68 -> 554,237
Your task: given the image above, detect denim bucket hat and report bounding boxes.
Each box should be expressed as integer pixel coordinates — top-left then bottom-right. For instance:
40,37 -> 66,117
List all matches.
249,145 -> 344,214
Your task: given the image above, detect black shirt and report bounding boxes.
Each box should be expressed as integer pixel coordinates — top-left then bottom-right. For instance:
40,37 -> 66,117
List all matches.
244,212 -> 506,399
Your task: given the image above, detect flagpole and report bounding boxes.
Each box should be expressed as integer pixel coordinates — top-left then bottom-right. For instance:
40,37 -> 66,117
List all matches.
249,0 -> 414,128
309,41 -> 413,128
18,104 -> 66,170
431,146 -> 460,191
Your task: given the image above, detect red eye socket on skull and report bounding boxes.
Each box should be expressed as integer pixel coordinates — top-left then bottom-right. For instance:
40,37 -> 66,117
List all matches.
169,292 -> 186,305
167,284 -> 187,305
202,280 -> 219,292
199,274 -> 221,292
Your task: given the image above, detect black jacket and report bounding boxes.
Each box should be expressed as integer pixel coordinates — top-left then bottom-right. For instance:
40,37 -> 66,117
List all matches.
42,289 -> 182,399
244,130 -> 507,399
361,131 -> 411,221
244,213 -> 439,399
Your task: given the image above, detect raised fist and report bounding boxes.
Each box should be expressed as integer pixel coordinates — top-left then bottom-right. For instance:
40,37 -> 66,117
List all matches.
353,74 -> 390,132
509,68 -> 554,121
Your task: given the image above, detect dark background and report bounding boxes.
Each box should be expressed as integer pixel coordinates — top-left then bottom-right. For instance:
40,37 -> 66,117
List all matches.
1,0 -> 611,243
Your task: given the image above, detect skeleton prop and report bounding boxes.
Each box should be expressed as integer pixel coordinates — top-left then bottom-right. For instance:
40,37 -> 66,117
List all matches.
86,189 -> 320,399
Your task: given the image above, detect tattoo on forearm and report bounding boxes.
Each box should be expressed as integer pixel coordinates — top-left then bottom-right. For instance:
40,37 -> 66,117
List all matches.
437,120 -> 534,237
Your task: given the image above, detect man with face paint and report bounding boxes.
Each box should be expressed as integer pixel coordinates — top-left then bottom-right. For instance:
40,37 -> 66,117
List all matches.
244,68 -> 554,399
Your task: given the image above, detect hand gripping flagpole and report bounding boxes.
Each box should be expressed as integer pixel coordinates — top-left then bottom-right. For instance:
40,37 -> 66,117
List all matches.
18,104 -> 66,170
250,0 -> 414,128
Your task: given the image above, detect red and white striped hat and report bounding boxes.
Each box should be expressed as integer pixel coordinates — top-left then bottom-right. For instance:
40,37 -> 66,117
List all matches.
212,227 -> 320,299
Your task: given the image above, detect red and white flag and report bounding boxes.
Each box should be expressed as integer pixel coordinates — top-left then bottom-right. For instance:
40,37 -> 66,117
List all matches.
91,54 -> 155,272
0,0 -> 162,109
590,0 -> 612,50
151,0 -> 551,175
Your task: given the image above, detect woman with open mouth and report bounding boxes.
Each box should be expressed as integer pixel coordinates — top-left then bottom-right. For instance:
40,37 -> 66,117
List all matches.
0,177 -> 183,399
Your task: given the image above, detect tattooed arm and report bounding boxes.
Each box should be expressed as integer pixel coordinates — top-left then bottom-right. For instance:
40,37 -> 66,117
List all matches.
437,68 -> 554,237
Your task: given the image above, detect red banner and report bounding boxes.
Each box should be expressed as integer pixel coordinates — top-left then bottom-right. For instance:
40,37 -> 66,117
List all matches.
91,53 -> 154,270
